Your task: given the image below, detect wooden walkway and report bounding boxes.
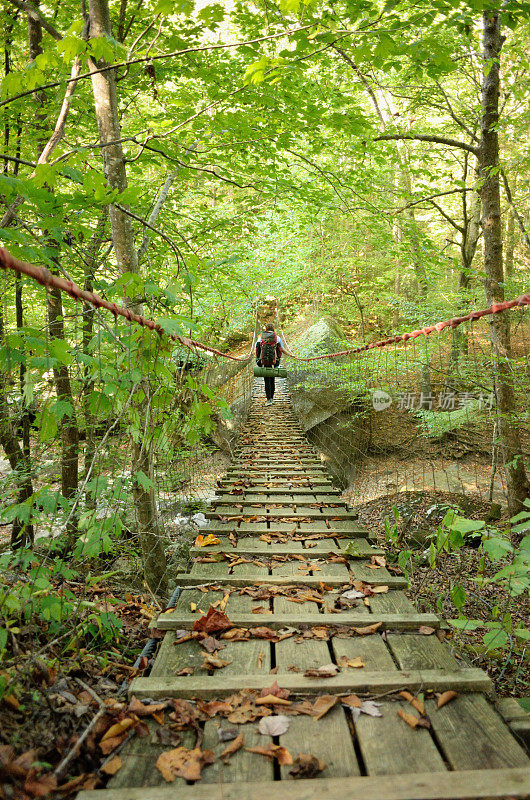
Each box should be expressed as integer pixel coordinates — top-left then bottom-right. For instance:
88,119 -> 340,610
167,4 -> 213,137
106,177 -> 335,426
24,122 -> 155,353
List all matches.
80,380 -> 530,800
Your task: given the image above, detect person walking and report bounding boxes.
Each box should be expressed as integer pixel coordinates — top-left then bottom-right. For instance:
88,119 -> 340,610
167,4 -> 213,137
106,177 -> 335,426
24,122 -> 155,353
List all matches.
256,324 -> 283,405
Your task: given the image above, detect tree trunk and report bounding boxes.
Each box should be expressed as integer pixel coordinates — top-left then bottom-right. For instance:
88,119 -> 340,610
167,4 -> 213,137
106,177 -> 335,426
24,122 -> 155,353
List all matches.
0,306 -> 34,547
88,0 -> 167,596
480,10 -> 529,515
46,257 -> 80,512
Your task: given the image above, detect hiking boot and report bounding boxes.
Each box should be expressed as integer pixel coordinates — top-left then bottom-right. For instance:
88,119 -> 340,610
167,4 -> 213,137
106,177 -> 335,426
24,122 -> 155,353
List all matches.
265,399 -> 273,406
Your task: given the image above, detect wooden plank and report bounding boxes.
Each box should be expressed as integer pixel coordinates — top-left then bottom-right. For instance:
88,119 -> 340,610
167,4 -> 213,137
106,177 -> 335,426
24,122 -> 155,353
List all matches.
155,611 -> 441,631
332,633 -> 396,670
190,540 -> 383,557
129,668 -> 492,699
176,574 -> 408,589
387,632 -> 460,670
108,722 -> 195,790
355,698 -> 447,776
427,694 -> 529,770
79,767 -> 530,800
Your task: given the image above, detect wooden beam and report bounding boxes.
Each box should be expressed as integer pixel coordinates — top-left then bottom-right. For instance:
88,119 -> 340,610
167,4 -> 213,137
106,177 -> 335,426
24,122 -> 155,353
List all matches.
129,667 -> 491,699
155,611 -> 440,630
173,573 -> 408,589
76,767 -> 530,800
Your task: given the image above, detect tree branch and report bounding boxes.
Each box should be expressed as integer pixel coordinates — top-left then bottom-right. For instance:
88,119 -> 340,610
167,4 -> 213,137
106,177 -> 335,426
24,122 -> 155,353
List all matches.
501,168 -> 530,251
374,133 -> 479,156
0,24 -> 317,109
7,0 -> 62,40
428,199 -> 465,234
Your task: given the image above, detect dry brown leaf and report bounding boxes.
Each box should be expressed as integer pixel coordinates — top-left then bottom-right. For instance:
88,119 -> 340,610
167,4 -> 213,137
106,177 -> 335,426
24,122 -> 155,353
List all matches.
128,697 -> 167,717
193,607 -> 233,634
221,627 -> 249,640
197,699 -> 234,717
101,755 -> 122,776
289,753 -> 326,779
352,622 -> 383,635
100,718 -> 134,743
99,733 -> 128,755
304,663 -> 340,679
202,652 -> 231,672
245,745 -> 293,765
310,694 -> 339,720
220,733 -> 244,761
255,695 -> 291,706
397,709 -> 431,729
371,585 -> 389,594
399,691 -> 425,715
418,626 -> 436,635
338,656 -> 365,669
156,747 -> 215,782
260,681 -> 290,700
437,690 -> 458,709
310,626 -> 329,639
341,694 -> 362,708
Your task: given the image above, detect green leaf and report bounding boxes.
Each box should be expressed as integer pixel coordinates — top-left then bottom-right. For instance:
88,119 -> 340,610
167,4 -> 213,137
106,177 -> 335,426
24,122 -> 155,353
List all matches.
448,618 -> 482,630
49,338 -> 73,366
483,627 -> 508,651
134,470 -> 154,492
451,584 -> 466,611
482,537 -> 513,560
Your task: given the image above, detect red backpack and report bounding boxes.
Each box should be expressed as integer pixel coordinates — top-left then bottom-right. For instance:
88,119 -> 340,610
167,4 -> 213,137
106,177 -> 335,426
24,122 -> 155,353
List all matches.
260,331 -> 278,367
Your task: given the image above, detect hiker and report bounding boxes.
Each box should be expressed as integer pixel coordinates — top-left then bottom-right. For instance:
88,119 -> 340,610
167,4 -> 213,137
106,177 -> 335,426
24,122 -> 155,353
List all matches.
256,324 -> 283,406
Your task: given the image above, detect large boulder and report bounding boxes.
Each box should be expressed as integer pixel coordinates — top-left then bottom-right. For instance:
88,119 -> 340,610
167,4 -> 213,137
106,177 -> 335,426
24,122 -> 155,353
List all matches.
286,318 -> 368,486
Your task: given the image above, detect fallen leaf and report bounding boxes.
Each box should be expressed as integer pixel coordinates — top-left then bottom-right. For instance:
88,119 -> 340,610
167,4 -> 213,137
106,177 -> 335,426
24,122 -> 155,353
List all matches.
310,626 -> 329,639
260,682 -> 290,700
24,771 -> 57,797
100,718 -> 134,743
352,622 -> 382,635
200,636 -> 225,653
156,747 -> 214,782
338,656 -> 365,669
258,715 -> 290,736
306,694 -> 338,720
190,602 -> 197,612
256,694 -> 291,706
202,652 -> 231,672
195,534 -> 221,547
217,726 -> 239,742
289,753 -> 326,779
101,755 -> 122,775
193,607 -> 233,634
221,627 -> 249,640
341,694 -> 362,708
371,585 -> 389,594
399,691 -> 425,715
128,697 -> 167,717
251,627 -> 278,640
437,690 -> 458,709
245,744 -> 293,765
371,555 -> 386,567
304,663 -> 340,678
197,699 -> 234,717
220,733 -> 244,761
257,652 -> 265,669
350,700 -> 382,721
418,626 -> 435,636
397,709 -> 431,729
341,589 -> 365,601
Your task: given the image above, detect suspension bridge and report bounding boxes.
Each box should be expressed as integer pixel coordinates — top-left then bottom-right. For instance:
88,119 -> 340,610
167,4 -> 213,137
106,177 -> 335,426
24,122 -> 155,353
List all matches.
0,249 -> 529,798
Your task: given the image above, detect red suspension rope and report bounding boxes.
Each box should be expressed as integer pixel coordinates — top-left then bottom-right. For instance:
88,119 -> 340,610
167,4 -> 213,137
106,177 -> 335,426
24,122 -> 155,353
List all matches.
0,248 -> 252,362
1,247 -> 528,361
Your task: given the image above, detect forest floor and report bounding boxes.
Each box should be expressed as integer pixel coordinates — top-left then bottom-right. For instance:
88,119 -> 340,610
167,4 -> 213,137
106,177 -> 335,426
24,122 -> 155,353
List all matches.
355,490 -> 529,698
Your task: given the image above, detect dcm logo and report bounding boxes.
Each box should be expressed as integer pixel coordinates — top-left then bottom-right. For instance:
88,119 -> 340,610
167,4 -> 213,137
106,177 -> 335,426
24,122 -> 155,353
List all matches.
371,390 -> 393,411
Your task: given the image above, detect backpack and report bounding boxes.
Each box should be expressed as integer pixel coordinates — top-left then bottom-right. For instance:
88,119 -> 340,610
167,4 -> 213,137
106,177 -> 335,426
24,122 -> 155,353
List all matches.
260,331 -> 278,367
